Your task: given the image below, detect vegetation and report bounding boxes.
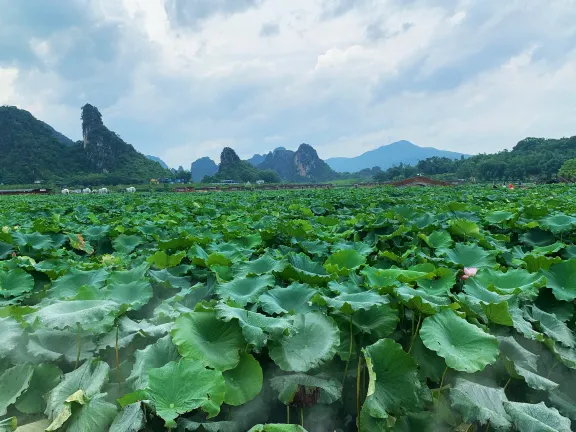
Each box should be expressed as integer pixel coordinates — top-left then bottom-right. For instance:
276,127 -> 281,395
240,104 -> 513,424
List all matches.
0,185 -> 575,431
373,136 -> 576,183
0,105 -> 169,185
204,148 -> 281,183
558,158 -> 576,181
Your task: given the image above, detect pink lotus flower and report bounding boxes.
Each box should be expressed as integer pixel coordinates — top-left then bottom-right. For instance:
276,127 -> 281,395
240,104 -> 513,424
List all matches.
461,267 -> 478,280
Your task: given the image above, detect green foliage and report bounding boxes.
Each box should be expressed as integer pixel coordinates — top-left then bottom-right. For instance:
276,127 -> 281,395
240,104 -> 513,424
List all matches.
0,186 -> 575,431
558,157 -> 576,181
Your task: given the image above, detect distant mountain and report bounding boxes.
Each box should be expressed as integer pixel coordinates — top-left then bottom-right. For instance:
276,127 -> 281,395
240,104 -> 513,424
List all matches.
325,140 -> 467,172
0,104 -> 168,184
146,155 -> 169,169
81,104 -> 168,181
258,144 -> 339,182
191,157 -> 218,182
246,153 -> 267,166
208,148 -> 280,183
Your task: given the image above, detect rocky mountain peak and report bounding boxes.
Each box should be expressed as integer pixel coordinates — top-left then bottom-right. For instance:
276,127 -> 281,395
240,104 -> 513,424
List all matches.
220,147 -> 241,170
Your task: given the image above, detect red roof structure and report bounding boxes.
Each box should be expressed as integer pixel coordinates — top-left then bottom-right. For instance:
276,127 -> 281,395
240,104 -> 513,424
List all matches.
387,176 -> 452,187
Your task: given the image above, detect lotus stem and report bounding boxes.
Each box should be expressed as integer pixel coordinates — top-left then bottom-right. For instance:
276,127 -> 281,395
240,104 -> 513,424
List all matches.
115,324 -> 122,385
546,361 -> 558,378
343,316 -> 353,383
356,356 -> 363,430
286,405 -> 290,424
484,421 -> 491,432
407,313 -> 422,354
300,408 -> 304,427
503,377 -> 512,392
411,311 -> 415,338
438,365 -> 449,394
75,323 -> 81,369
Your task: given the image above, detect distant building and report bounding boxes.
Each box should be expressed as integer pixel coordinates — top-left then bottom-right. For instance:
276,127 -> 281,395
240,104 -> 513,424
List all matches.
256,180 -> 265,185
0,188 -> 51,195
150,178 -> 159,184
221,180 -> 238,184
387,176 -> 452,187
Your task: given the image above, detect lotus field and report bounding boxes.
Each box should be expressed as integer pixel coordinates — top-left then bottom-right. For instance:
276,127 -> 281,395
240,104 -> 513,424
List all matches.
1,186 -> 576,432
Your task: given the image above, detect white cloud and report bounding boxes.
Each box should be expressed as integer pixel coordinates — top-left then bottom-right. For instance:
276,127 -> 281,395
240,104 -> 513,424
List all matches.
2,0 -> 576,168
0,68 -> 19,105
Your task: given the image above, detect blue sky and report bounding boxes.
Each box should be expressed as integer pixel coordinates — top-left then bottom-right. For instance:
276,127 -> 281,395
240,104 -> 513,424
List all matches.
1,0 -> 575,168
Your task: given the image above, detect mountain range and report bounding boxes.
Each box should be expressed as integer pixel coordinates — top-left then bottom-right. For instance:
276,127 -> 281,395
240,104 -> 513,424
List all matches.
0,105 -> 168,184
325,140 -> 467,172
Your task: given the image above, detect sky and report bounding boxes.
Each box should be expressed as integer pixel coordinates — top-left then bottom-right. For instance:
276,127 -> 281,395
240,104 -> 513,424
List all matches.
1,0 -> 575,168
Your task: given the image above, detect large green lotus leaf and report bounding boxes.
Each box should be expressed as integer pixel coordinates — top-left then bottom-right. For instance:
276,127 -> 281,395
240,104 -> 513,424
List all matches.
322,291 -> 389,314
541,259 -> 576,301
28,300 -> 119,331
526,306 -> 575,347
410,336 -> 446,383
449,378 -> 511,430
15,364 -> 62,414
394,286 -> 451,315
127,335 -> 180,390
83,225 -> 111,242
0,241 -> 13,259
0,269 -> 34,298
97,317 -> 171,351
48,268 -> 109,299
269,312 -> 339,372
523,254 -> 562,272
449,219 -> 480,238
362,267 -> 434,289
247,425 -> 306,432
349,304 -> 399,338
331,240 -> 375,257
532,242 -> 566,256
149,268 -> 191,290
440,243 -> 497,268
498,336 -> 558,391
12,232 -> 54,250
109,403 -> 145,432
270,373 -> 342,405
419,309 -> 499,372
147,251 -> 186,270
503,401 -> 571,432
13,419 -> 50,431
27,329 -> 96,363
475,268 -> 545,297
124,359 -> 226,427
177,419 -> 236,431
171,311 -> 245,371
282,254 -> 331,285
104,280 -> 153,311
390,412 -> 434,432
108,264 -> 148,284
539,214 -> 576,234
233,254 -> 287,277
66,393 -> 117,432
0,317 -> 25,360
223,353 -> 263,406
216,274 -> 275,307
112,234 -> 143,254
419,230 -> 453,249
509,305 -> 543,341
258,283 -> 317,315
485,211 -> 515,224
324,249 -> 366,275
0,364 -> 34,416
362,339 -> 421,420
546,339 -> 576,370
215,303 -> 291,351
45,360 -> 110,427
520,229 -> 556,247
300,240 -> 330,257
327,279 -> 364,294
417,267 -> 456,295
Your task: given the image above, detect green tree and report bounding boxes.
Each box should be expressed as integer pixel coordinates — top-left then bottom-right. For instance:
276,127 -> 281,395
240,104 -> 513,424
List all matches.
558,158 -> 576,180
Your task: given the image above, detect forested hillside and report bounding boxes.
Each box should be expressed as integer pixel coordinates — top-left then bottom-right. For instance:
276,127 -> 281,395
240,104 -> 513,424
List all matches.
374,136 -> 576,182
